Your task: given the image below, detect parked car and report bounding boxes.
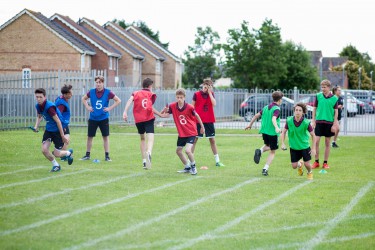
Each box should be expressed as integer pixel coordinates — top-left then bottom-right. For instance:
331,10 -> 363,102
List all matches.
344,90 -> 374,114
239,95 -> 312,121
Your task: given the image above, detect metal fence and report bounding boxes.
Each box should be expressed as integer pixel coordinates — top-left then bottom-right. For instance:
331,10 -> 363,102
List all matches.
0,71 -> 374,134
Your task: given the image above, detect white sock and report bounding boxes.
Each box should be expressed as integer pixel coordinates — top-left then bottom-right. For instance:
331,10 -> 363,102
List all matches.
190,161 -> 196,167
142,159 -> 146,163
66,151 -> 71,156
185,163 -> 191,168
51,159 -> 59,166
214,154 -> 220,163
260,146 -> 265,153
263,164 -> 269,170
298,162 -> 302,168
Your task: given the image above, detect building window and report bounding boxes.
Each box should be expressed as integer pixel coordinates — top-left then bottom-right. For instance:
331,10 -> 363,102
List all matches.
22,68 -> 31,88
156,60 -> 161,73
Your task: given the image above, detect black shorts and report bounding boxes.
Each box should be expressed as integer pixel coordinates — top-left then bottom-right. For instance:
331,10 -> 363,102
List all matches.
63,126 -> 70,135
177,136 -> 196,147
42,130 -> 64,149
136,118 -> 155,134
290,147 -> 311,163
88,118 -> 109,137
314,123 -> 334,137
262,133 -> 279,150
197,123 -> 215,138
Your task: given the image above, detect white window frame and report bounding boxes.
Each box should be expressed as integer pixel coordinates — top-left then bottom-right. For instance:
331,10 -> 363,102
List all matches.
22,68 -> 31,88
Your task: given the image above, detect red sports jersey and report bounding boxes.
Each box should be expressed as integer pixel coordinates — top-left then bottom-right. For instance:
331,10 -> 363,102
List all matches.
169,102 -> 197,137
193,90 -> 215,123
132,89 -> 156,123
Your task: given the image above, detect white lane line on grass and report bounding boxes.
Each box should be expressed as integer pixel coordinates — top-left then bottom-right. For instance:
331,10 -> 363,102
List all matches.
0,177 -> 198,237
300,181 -> 374,250
254,232 -> 375,250
0,173 -> 143,209
0,169 -> 90,189
0,166 -> 45,176
64,178 -> 260,250
168,180 -> 312,250
118,214 -> 375,250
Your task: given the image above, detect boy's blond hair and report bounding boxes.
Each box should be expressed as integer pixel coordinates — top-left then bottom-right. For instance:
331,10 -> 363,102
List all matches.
320,79 -> 331,88
175,88 -> 186,96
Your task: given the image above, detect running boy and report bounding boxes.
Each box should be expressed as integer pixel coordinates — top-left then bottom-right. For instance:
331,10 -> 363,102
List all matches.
245,91 -> 283,176
55,84 -> 73,160
33,88 -> 73,172
311,80 -> 339,169
161,88 -> 205,175
81,75 -> 121,161
123,78 -> 167,169
331,86 -> 343,148
191,78 -> 225,167
281,103 -> 316,180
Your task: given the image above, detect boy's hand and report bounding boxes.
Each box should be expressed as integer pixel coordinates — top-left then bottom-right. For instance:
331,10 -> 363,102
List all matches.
245,125 -> 252,130
310,148 -> 316,157
275,127 -> 281,133
123,113 -> 128,121
200,127 -> 205,134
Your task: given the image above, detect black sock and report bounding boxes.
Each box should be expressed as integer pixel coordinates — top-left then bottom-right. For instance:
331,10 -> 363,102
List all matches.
315,160 -> 319,163
105,152 -> 109,157
86,152 -> 90,157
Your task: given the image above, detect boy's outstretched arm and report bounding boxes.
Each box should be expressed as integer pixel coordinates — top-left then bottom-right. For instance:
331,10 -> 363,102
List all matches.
122,96 -> 134,121
245,112 -> 261,130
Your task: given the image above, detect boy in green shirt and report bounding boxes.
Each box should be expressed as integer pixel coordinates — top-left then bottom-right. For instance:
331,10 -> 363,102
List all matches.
311,80 -> 339,169
245,91 -> 283,176
281,103 -> 316,180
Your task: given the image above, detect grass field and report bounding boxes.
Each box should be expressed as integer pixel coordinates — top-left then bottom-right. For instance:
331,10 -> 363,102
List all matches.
0,127 -> 374,250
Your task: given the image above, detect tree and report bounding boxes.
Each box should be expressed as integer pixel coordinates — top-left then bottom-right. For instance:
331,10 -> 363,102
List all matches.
340,45 -> 374,79
182,27 -> 221,88
332,60 -> 371,89
278,41 -> 319,90
113,19 -> 169,49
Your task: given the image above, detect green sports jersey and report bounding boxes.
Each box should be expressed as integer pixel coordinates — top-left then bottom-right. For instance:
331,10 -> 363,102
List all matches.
316,92 -> 338,122
260,104 -> 280,136
286,116 -> 310,150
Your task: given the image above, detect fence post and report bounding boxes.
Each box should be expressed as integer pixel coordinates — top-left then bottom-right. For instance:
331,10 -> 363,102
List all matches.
343,91 -> 348,135
293,86 -> 298,102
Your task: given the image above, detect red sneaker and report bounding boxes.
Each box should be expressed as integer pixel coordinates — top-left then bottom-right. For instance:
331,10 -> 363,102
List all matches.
322,163 -> 330,169
312,162 -> 320,169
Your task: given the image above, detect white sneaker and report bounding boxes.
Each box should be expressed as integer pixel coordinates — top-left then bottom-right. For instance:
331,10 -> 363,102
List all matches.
190,166 -> 197,175
177,167 -> 191,173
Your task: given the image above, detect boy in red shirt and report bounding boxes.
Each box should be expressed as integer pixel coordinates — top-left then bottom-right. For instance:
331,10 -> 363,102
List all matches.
162,88 -> 204,175
123,78 -> 166,169
191,79 -> 225,167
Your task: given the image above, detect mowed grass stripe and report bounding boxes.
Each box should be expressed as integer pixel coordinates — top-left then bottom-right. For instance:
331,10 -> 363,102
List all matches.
0,177 -> 198,237
64,178 -> 260,250
0,173 -> 144,209
0,169 -> 90,189
301,181 -> 374,250
168,180 -> 312,250
0,166 -> 45,176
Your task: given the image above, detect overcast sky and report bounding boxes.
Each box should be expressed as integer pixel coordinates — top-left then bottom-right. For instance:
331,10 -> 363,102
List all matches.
1,0 -> 374,62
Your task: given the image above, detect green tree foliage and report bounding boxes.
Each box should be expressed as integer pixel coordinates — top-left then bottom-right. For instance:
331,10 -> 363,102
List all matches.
113,19 -> 169,49
182,27 -> 221,88
333,60 -> 371,89
340,45 -> 374,79
278,41 -> 319,90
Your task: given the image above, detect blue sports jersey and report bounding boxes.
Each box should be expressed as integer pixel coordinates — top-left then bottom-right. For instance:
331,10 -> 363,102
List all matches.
55,96 -> 70,127
89,88 -> 110,121
36,100 -> 67,132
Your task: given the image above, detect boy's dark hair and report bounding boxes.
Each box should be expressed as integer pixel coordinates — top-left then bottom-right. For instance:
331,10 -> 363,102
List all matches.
35,88 -> 46,96
294,102 -> 307,114
175,88 -> 186,97
332,86 -> 341,94
95,75 -> 104,82
203,78 -> 213,86
142,78 -> 154,88
272,91 -> 284,102
61,84 -> 73,95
